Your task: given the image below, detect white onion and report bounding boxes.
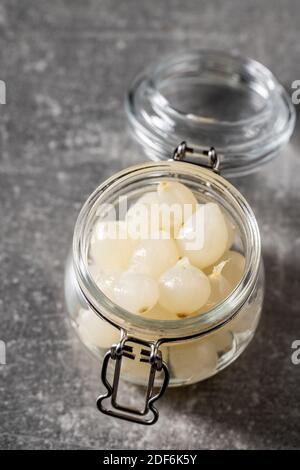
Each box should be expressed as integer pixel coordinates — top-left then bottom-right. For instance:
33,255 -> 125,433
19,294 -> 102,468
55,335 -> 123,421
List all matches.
224,213 -> 236,250
207,261 -> 232,307
176,202 -> 228,269
89,264 -> 120,300
157,181 -> 197,236
144,304 -> 179,320
114,271 -> 159,314
168,339 -> 217,382
128,233 -> 179,279
158,257 -> 211,315
90,221 -> 135,272
218,250 -> 245,287
77,308 -> 119,349
211,329 -> 233,353
126,192 -> 162,239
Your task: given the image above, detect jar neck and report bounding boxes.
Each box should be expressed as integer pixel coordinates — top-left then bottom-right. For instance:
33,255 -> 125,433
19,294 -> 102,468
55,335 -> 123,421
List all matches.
72,161 -> 261,341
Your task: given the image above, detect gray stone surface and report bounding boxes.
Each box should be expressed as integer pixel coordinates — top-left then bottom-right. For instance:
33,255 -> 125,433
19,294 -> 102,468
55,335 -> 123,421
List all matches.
1,0 -> 300,450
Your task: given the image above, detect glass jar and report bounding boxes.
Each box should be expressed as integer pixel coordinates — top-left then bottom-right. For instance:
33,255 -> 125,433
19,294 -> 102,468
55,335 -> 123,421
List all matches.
65,159 -> 263,423
64,49 -> 294,424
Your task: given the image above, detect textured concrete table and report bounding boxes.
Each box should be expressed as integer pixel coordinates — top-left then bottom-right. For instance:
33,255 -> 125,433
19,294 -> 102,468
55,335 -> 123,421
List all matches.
1,0 -> 300,449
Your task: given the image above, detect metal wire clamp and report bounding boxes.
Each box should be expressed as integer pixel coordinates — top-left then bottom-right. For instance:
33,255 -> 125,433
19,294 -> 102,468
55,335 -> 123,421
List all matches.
97,333 -> 170,425
173,141 -> 220,173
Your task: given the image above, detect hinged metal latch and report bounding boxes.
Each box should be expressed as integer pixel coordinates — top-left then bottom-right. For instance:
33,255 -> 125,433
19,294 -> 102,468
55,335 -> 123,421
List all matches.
97,332 -> 169,425
173,141 -> 220,173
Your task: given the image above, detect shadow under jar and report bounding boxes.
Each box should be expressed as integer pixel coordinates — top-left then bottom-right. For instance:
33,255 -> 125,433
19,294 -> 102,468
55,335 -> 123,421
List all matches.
65,160 -> 264,424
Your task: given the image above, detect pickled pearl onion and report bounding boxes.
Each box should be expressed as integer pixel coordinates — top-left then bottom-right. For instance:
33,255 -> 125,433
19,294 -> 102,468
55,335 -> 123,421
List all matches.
158,257 -> 211,315
114,271 -> 159,314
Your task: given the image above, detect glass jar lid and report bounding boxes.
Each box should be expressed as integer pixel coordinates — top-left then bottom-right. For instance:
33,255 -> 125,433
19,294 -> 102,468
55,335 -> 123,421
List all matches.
126,49 -> 295,177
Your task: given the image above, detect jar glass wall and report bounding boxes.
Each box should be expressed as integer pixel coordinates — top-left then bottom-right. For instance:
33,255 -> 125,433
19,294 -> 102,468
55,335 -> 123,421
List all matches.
65,161 -> 263,387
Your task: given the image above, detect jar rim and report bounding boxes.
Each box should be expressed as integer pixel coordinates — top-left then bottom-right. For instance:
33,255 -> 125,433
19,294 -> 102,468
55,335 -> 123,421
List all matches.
73,161 -> 261,341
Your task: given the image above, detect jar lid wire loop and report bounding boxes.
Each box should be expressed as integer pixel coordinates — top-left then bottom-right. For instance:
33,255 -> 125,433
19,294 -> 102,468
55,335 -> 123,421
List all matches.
173,140 -> 221,173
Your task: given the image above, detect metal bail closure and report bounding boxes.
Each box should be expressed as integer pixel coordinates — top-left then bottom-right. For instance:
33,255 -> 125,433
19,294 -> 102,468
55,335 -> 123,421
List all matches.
173,141 -> 220,173
97,331 -> 170,425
